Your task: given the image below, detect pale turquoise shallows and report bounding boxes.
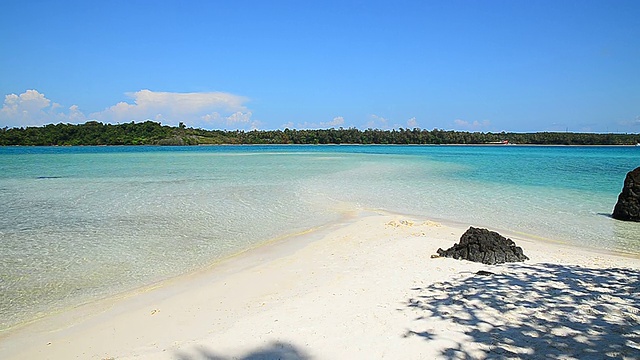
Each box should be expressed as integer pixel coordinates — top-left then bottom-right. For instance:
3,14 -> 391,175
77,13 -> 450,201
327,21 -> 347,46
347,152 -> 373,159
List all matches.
0,145 -> 638,330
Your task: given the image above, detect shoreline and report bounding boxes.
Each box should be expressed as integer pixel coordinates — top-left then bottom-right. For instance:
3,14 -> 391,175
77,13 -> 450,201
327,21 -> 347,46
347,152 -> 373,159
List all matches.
0,212 -> 638,359
0,210 -> 359,334
2,143 -> 639,148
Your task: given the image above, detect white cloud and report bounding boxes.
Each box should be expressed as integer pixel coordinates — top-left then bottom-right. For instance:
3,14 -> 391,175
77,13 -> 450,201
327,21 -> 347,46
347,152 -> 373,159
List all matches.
0,90 -> 85,127
407,117 -> 418,128
0,89 -> 253,129
453,119 -> 491,130
91,89 -> 251,128
201,110 -> 258,129
65,104 -> 87,123
226,111 -> 253,125
320,116 -> 345,128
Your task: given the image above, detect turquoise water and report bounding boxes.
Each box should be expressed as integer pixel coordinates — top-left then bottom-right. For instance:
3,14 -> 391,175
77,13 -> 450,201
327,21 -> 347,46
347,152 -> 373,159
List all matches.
0,145 -> 638,330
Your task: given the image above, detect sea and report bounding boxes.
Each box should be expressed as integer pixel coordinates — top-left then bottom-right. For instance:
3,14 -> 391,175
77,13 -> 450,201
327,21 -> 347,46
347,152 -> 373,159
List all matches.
0,145 -> 638,331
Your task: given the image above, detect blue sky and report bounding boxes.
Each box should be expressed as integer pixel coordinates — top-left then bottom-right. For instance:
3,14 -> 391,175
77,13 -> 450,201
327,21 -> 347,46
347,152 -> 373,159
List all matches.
1,0 -> 638,132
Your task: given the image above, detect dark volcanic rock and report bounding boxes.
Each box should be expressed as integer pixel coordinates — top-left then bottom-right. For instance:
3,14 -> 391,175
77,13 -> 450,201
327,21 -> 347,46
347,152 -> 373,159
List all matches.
437,227 -> 529,265
612,167 -> 640,222
475,270 -> 495,276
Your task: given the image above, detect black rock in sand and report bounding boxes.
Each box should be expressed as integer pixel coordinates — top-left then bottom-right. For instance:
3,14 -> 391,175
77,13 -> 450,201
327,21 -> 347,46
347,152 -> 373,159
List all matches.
612,167 -> 640,222
437,227 -> 529,265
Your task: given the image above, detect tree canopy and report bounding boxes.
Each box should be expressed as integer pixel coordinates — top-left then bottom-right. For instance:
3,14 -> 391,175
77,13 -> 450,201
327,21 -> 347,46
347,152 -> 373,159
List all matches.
1,121 -> 638,146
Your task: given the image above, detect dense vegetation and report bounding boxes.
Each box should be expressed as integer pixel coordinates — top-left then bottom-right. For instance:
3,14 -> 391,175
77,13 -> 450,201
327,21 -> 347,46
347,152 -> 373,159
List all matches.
1,121 -> 639,146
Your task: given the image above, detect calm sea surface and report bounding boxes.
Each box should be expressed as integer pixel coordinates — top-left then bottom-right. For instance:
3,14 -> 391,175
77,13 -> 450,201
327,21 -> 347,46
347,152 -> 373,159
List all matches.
1,145 -> 638,330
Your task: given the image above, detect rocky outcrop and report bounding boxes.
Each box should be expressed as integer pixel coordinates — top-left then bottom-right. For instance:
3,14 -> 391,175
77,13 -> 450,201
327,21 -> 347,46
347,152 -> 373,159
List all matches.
612,167 -> 640,222
437,227 -> 529,265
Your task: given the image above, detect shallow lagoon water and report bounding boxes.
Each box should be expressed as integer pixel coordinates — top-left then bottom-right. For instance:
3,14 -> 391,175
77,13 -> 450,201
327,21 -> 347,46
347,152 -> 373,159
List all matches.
0,145 -> 638,330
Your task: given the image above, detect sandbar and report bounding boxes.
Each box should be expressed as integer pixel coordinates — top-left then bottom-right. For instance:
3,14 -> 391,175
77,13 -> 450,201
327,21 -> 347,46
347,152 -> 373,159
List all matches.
0,212 -> 638,359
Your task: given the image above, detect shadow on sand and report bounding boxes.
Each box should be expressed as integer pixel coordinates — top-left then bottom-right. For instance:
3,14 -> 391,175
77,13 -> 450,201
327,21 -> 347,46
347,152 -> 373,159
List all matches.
403,263 -> 639,359
174,341 -> 310,360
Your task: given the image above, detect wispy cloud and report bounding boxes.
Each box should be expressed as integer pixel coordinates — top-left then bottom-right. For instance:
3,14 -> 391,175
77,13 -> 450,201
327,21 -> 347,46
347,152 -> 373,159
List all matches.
0,89 -> 254,129
286,116 -> 346,129
407,117 -> 418,128
453,119 -> 491,131
366,114 -> 389,129
620,115 -> 640,127
321,116 -> 345,128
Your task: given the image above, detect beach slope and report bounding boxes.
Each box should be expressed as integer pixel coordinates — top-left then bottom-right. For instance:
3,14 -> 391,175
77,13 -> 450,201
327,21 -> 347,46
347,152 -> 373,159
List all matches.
1,213 -> 638,359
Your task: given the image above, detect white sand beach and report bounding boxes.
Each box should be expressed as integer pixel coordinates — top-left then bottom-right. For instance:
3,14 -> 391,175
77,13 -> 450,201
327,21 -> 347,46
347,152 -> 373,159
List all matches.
0,212 -> 638,359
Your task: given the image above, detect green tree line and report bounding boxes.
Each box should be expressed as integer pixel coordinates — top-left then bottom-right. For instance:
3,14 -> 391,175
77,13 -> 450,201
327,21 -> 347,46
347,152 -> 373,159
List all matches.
1,121 -> 639,146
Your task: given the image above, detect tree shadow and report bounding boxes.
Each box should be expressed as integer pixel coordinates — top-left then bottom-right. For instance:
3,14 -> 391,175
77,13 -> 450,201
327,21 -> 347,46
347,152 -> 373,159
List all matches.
403,263 -> 640,359
174,341 -> 310,360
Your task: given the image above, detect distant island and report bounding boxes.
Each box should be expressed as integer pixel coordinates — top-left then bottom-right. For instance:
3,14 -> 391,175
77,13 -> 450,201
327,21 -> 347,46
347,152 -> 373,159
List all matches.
1,121 -> 638,146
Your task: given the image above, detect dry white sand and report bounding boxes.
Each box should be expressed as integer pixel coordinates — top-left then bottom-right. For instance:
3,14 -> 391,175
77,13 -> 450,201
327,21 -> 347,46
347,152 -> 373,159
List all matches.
0,212 -> 638,359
